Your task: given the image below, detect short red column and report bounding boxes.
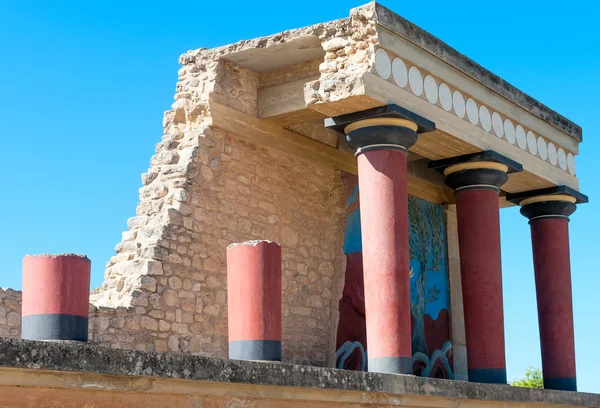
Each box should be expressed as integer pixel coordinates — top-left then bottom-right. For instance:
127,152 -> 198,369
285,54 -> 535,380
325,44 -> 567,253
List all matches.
518,193 -> 583,391
430,152 -> 521,384
22,254 -> 91,342
226,240 -> 282,361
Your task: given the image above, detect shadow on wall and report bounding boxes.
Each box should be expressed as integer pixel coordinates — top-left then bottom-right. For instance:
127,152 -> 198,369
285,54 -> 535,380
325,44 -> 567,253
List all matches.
335,173 -> 453,379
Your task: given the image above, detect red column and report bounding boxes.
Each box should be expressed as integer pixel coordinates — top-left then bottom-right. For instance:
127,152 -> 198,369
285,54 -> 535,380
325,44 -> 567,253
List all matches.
22,254 -> 91,342
357,148 -> 412,374
530,217 -> 576,391
226,240 -> 282,361
325,106 -> 431,374
430,153 -> 518,384
455,188 -> 507,383
517,195 -> 580,391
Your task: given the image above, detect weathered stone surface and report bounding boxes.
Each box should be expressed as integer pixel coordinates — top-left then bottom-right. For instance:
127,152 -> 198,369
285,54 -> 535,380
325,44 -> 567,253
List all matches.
1,338 -> 599,407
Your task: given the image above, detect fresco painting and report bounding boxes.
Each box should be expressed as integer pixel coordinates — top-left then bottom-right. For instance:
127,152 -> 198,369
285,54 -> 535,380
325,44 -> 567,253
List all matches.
335,174 -> 453,379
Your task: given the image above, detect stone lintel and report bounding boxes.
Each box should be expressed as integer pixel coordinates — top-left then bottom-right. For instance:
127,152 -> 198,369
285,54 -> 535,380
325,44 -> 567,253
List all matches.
324,104 -> 435,135
428,151 -> 523,174
506,185 -> 589,205
371,2 -> 582,142
1,338 -> 600,407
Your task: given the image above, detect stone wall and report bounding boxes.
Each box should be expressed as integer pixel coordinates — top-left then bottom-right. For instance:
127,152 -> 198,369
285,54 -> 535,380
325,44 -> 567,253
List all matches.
83,43 -> 347,364
0,289 -> 21,339
0,3 -> 428,367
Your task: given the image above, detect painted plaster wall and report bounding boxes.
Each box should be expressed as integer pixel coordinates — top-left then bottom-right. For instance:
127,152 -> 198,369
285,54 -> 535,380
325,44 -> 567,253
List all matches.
335,174 -> 452,378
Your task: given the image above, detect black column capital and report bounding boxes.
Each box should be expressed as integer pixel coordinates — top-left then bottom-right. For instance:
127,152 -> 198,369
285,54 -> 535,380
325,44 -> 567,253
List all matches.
506,186 -> 588,222
324,104 -> 435,154
429,151 -> 522,193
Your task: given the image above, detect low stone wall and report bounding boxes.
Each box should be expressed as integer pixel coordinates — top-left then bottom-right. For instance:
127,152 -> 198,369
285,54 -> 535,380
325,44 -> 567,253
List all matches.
1,338 -> 599,408
0,289 -> 21,338
0,289 -> 166,352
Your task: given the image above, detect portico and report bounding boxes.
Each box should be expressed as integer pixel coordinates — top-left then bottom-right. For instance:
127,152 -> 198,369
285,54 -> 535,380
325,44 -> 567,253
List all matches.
0,2 -> 591,404
205,2 -> 587,388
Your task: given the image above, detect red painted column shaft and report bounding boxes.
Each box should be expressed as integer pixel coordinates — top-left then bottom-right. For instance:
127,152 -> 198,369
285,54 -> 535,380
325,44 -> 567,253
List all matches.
226,240 -> 282,361
531,217 -> 577,390
455,189 -> 507,383
22,254 -> 91,341
357,149 -> 412,374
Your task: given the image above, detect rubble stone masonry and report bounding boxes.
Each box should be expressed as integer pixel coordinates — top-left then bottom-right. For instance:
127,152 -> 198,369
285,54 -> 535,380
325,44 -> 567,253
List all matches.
0,4 -> 393,366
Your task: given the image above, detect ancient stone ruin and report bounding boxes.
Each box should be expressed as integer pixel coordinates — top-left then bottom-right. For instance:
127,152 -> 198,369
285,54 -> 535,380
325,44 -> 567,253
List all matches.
0,2 -> 590,403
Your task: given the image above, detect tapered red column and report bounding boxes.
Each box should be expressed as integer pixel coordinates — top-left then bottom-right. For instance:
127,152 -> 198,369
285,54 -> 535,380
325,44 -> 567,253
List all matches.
430,152 -> 521,384
22,254 -> 91,342
327,105 -> 435,374
509,187 -> 588,391
357,146 -> 412,374
227,240 -> 282,361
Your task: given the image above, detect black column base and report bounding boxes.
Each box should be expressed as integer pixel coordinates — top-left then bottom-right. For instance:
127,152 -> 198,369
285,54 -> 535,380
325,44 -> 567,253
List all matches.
544,377 -> 577,391
468,368 -> 507,384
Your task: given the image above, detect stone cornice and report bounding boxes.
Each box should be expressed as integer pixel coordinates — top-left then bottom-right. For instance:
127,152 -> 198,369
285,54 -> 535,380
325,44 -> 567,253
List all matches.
371,2 -> 582,142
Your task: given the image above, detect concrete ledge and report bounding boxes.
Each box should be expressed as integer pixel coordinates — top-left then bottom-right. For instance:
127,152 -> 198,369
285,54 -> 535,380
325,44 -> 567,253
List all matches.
0,338 -> 598,406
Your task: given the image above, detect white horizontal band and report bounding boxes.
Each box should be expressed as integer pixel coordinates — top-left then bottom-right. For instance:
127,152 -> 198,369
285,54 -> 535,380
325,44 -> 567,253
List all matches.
455,184 -> 500,192
355,144 -> 407,155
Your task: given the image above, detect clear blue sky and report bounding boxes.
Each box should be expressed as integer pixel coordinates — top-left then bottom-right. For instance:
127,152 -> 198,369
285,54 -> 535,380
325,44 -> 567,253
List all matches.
1,0 -> 598,393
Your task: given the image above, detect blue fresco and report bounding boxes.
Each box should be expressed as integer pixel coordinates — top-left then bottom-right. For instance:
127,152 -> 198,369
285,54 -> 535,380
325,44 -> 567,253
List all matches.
336,176 -> 453,378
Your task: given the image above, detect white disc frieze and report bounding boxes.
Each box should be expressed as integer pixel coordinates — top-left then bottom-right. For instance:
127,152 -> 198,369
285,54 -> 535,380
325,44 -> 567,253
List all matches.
492,112 -> 503,137
567,153 -> 576,175
537,137 -> 548,161
526,131 -> 537,155
466,98 -> 479,125
479,105 -> 492,132
453,91 -> 466,118
516,125 -> 527,150
424,75 -> 438,104
409,66 -> 424,96
504,119 -> 516,144
558,148 -> 567,171
548,142 -> 558,166
439,83 -> 452,111
392,57 -> 408,87
375,49 -> 391,80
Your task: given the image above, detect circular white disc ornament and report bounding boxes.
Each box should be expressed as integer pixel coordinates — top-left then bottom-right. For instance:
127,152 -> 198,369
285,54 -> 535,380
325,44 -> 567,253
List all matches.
567,153 -> 576,175
548,142 -> 558,166
479,105 -> 492,131
558,148 -> 567,171
424,75 -> 438,104
504,119 -> 516,144
374,49 -> 391,80
537,137 -> 548,161
527,131 -> 537,155
439,83 -> 452,111
492,112 -> 503,137
466,98 -> 479,125
453,91 -> 466,118
516,125 -> 527,150
409,66 -> 424,96
391,57 -> 408,87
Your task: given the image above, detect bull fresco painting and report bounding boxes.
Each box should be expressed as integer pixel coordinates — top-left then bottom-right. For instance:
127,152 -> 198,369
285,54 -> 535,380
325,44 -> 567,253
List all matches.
336,174 -> 453,379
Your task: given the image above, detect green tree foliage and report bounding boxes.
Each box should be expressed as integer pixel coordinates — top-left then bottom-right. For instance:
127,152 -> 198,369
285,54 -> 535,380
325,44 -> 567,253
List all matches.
511,367 -> 543,388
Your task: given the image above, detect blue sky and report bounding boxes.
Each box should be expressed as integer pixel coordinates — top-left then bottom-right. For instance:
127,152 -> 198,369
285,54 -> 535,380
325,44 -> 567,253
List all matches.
1,0 -> 598,393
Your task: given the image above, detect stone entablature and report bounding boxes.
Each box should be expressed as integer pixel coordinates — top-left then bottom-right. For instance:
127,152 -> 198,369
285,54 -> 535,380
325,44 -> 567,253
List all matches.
370,47 -> 577,176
